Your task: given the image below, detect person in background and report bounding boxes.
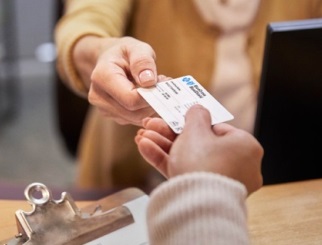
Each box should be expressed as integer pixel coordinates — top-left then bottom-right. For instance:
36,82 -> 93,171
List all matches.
55,0 -> 322,190
135,105 -> 263,244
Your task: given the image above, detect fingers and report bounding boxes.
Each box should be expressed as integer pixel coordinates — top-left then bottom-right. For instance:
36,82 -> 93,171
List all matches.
90,62 -> 149,110
135,116 -> 176,178
135,131 -> 169,177
89,82 -> 156,125
137,129 -> 173,153
88,37 -> 159,125
142,117 -> 177,141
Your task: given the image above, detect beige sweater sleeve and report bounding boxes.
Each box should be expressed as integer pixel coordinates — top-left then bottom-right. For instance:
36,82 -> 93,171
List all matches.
54,0 -> 132,96
147,172 -> 249,245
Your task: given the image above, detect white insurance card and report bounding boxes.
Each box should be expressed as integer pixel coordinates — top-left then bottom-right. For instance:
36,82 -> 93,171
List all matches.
137,75 -> 234,134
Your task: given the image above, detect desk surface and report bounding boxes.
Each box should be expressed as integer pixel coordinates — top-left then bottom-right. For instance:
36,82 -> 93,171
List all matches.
1,179 -> 322,244
247,178 -> 322,244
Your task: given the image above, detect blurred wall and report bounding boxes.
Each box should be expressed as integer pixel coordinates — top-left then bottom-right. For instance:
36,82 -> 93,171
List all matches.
15,0 -> 56,58
0,0 -> 58,120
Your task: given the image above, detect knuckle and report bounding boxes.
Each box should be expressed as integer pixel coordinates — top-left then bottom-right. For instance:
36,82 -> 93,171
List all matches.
121,36 -> 136,43
88,86 -> 99,105
233,129 -> 249,142
122,93 -> 144,111
250,138 -> 264,160
114,118 -> 130,125
234,129 -> 264,158
90,66 -> 101,83
122,98 -> 137,110
87,90 -> 95,104
132,54 -> 155,68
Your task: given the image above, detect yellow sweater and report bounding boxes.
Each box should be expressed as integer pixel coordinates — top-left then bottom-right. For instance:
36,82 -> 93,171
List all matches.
55,0 -> 322,190
56,0 -> 322,95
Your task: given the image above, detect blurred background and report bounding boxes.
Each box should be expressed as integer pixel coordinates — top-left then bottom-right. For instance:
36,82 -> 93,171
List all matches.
0,0 -> 79,191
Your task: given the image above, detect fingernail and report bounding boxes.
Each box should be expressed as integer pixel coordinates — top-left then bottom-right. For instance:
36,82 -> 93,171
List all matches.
139,70 -> 155,85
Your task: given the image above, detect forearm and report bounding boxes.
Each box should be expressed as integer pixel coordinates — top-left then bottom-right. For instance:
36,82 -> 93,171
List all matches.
147,172 -> 249,245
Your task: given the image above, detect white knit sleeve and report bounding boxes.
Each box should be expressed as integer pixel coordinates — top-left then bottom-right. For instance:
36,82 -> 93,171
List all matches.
147,172 -> 249,245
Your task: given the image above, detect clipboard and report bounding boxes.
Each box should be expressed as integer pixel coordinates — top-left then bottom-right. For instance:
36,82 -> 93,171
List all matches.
1,183 -> 149,245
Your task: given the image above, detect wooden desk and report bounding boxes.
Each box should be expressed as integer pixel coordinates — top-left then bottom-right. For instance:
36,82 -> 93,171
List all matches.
247,178 -> 322,244
1,180 -> 322,244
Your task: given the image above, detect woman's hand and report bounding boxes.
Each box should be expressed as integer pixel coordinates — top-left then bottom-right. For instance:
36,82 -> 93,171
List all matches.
135,105 -> 263,195
73,36 -> 158,126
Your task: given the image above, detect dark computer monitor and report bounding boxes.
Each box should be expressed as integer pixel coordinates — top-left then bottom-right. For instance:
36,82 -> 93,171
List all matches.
254,18 -> 322,185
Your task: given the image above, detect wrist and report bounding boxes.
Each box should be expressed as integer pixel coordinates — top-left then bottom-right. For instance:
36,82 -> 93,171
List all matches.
72,35 -> 104,89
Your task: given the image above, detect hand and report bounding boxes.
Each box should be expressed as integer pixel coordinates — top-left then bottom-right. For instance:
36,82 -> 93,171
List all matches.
73,36 -> 158,126
135,105 -> 263,194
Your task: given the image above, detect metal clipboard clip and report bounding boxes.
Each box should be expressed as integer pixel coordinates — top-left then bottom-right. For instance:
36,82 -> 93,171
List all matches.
1,183 -> 149,245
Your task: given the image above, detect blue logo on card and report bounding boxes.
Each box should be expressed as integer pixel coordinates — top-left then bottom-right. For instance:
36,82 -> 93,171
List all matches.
181,76 -> 195,86
181,76 -> 206,99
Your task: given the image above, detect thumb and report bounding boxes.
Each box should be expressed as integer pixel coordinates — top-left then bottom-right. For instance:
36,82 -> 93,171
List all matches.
182,105 -> 212,135
129,41 -> 157,87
